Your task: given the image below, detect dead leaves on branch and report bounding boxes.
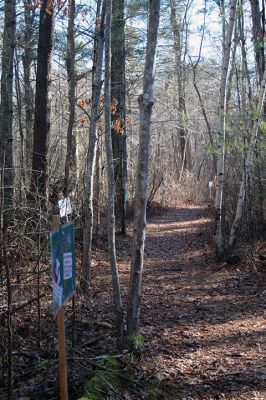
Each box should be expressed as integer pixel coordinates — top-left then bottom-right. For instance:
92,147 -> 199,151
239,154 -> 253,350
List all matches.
77,97 -> 128,134
24,0 -> 75,17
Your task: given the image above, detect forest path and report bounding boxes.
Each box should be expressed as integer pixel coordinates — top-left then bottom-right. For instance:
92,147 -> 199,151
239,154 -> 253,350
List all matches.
133,205 -> 266,400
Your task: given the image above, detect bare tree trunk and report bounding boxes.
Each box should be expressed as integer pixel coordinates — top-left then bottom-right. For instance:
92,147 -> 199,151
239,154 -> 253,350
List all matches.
14,53 -> 25,198
249,0 -> 265,225
238,0 -> 252,108
189,0 -> 217,175
229,69 -> 266,250
94,140 -> 101,236
170,0 -> 191,177
127,0 -> 160,337
104,0 -> 124,345
23,2 -> 36,185
111,0 -> 127,235
0,0 -> 16,218
249,0 -> 265,84
30,0 -> 55,204
82,0 -> 105,289
64,0 -> 76,196
214,0 -> 237,259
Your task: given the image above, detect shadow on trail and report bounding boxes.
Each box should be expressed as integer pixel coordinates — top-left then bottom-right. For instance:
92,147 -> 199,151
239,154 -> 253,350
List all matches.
138,205 -> 266,399
175,363 -> 266,399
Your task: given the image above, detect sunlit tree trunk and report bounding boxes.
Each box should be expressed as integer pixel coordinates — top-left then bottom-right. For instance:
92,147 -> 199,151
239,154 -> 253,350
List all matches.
214,0 -> 237,259
127,0 -> 160,336
0,0 -> 16,218
104,0 -> 124,345
82,0 -> 105,289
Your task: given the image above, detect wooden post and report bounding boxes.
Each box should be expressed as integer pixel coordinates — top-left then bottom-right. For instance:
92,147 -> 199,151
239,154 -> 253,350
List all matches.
52,215 -> 68,400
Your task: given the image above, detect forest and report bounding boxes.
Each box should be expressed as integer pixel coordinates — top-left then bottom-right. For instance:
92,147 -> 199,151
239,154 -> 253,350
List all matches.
0,0 -> 266,399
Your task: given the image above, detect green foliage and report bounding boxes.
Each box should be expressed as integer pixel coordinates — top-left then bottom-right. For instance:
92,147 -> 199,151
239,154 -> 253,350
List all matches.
129,332 -> 146,350
80,357 -> 122,400
259,121 -> 266,134
202,143 -> 220,154
126,0 -> 149,18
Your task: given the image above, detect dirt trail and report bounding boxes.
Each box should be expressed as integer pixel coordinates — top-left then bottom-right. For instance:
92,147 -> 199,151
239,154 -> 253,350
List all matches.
135,205 -> 266,399
3,205 -> 266,400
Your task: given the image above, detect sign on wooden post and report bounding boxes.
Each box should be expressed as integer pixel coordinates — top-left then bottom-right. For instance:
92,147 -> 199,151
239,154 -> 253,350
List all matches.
50,216 -> 76,400
50,221 -> 76,314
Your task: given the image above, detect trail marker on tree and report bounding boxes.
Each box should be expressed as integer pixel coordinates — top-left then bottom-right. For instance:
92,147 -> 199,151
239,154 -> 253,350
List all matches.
50,216 -> 76,400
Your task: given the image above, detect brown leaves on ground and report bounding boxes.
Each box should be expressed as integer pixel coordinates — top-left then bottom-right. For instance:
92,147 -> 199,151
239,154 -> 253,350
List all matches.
1,205 -> 266,399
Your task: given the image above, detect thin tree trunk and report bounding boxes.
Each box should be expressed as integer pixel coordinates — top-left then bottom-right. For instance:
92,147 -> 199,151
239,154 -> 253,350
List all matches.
225,26 -> 238,111
30,0 -> 55,204
111,0 -> 127,235
82,0 -> 105,289
238,0 -> 252,107
214,0 -> 237,259
249,0 -> 265,225
64,0 -> 76,196
0,0 -> 16,217
94,141 -> 101,236
23,2 -> 35,184
14,53 -> 25,198
228,69 -> 266,250
170,0 -> 190,175
127,0 -> 160,337
189,0 -> 217,175
104,0 -> 124,345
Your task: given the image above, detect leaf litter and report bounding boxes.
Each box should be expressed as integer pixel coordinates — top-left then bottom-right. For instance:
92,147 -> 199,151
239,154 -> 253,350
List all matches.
1,204 -> 266,399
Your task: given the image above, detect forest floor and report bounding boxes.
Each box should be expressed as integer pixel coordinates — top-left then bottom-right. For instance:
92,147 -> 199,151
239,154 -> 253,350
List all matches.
2,204 -> 266,399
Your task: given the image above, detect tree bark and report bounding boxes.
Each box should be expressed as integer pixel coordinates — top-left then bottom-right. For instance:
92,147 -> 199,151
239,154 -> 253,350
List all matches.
30,0 -> 55,203
170,0 -> 191,177
82,0 -> 105,289
23,2 -> 36,184
64,0 -> 76,196
111,0 -> 127,235
249,0 -> 265,225
214,0 -> 237,259
104,0 -> 124,345
249,0 -> 265,84
127,0 -> 160,337
0,0 -> 16,217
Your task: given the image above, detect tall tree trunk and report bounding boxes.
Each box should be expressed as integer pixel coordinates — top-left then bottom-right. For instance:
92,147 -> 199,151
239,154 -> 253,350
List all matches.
189,1 -> 217,176
30,0 -> 55,204
170,0 -> 191,177
23,2 -> 35,185
250,0 -> 265,84
64,0 -> 76,196
127,0 -> 160,337
0,0 -> 16,219
229,69 -> 266,250
249,0 -> 265,225
14,53 -> 25,198
238,0 -> 252,108
82,0 -> 105,289
104,0 -> 124,345
111,0 -> 127,235
214,0 -> 237,259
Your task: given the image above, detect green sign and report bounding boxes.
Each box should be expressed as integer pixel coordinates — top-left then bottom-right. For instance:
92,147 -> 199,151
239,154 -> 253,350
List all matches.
50,223 -> 76,315
124,191 -> 129,202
